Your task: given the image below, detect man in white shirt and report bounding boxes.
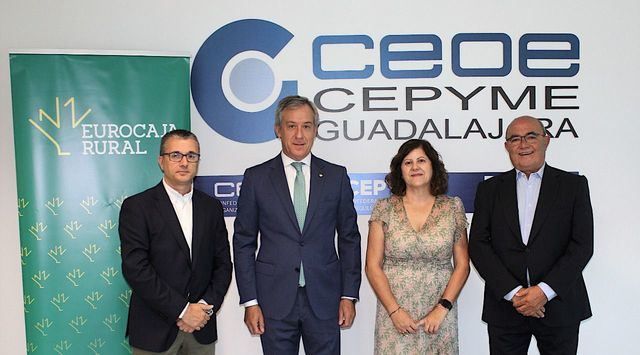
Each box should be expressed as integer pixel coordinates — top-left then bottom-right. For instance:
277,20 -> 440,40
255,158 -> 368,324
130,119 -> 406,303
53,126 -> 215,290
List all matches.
469,116 -> 593,355
120,129 -> 232,354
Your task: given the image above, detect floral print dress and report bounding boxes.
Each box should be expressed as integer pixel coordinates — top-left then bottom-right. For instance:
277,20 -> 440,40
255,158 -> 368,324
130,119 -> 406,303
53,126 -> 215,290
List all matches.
370,194 -> 468,355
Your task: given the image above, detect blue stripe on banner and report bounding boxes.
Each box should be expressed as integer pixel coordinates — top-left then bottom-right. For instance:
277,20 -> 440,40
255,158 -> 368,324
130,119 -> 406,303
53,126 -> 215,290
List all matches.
194,175 -> 244,217
194,172 -> 502,217
348,173 -> 389,215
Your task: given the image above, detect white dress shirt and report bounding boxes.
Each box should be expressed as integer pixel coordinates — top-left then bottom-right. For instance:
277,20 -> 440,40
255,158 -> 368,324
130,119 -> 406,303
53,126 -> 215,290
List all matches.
162,179 -> 209,317
281,152 -> 312,203
504,163 -> 557,301
162,179 -> 193,257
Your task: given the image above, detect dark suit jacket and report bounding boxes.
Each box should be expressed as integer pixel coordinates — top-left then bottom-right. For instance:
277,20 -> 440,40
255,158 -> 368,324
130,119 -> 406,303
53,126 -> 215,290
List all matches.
119,182 -> 232,352
469,165 -> 593,327
233,154 -> 361,320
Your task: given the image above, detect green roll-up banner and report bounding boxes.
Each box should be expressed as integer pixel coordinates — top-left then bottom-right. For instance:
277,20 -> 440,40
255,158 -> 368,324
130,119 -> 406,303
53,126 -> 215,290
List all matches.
10,53 -> 190,354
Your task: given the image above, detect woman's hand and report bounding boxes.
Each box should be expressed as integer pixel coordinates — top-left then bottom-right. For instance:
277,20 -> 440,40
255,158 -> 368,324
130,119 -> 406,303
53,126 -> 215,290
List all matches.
390,308 -> 419,335
418,305 -> 448,334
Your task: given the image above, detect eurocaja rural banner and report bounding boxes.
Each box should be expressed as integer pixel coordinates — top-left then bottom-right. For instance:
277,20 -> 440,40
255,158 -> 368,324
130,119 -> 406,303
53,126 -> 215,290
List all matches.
10,53 -> 189,354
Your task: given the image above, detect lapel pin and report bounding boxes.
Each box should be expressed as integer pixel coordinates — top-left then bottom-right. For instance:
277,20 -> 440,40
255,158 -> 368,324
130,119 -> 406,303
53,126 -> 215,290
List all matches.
319,173 -> 324,178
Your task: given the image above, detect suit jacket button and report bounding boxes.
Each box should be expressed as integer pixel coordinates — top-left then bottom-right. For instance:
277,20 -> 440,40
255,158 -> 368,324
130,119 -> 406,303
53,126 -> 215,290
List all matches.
294,267 -> 300,272
300,242 -> 304,246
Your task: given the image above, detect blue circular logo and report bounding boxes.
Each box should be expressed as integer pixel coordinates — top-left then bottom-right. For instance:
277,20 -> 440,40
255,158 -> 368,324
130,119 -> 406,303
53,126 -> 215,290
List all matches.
192,19 -> 298,143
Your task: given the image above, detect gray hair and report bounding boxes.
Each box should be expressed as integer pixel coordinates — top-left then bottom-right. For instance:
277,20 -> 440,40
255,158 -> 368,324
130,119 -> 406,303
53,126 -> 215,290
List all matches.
274,95 -> 319,127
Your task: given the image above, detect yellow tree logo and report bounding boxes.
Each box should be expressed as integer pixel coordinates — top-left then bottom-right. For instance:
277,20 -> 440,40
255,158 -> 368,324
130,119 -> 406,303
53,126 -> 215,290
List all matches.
28,97 -> 91,156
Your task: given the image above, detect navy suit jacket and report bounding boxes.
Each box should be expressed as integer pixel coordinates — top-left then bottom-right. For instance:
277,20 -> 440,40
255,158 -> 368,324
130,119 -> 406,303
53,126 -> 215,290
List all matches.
469,165 -> 593,327
233,154 -> 361,320
119,182 -> 232,352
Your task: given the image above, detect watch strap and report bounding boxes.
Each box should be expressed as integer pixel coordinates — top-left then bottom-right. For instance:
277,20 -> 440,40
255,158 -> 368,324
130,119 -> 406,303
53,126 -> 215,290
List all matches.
438,298 -> 453,310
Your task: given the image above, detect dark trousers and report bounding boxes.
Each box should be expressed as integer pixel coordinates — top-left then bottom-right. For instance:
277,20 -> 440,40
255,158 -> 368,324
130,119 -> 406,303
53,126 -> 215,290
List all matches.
488,320 -> 579,355
261,287 -> 340,355
132,332 -> 215,355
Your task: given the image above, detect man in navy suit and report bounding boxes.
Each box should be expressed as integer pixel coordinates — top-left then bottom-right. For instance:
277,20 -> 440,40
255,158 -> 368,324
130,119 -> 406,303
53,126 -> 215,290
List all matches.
469,116 -> 593,355
233,95 -> 361,355
119,129 -> 232,354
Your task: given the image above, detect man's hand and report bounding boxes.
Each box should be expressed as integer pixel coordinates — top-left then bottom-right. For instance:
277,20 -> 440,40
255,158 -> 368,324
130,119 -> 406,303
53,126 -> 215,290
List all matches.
338,299 -> 356,328
180,303 -> 212,331
512,286 -> 548,317
244,305 -> 265,335
177,319 -> 196,333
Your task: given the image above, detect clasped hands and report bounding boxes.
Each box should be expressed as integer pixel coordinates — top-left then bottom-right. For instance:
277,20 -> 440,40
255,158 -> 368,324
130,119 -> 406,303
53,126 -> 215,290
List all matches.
512,285 -> 548,318
177,303 -> 213,333
390,305 -> 448,335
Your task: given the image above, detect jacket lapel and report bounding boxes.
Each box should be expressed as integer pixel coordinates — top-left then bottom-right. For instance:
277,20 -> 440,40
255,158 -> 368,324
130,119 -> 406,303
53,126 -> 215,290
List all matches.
303,155 -> 326,235
269,156 -> 301,234
153,182 -> 192,264
528,165 -> 559,245
190,191 -> 203,270
498,170 -> 524,246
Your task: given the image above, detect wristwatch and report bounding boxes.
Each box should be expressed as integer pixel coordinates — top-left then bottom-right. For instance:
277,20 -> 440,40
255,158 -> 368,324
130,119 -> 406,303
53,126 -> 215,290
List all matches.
438,298 -> 453,310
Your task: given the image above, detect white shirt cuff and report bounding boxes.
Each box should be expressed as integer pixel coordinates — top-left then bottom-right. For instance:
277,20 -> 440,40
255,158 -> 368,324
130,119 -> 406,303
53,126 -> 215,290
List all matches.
537,282 -> 557,301
178,303 -> 189,318
341,296 -> 358,302
504,286 -> 523,301
241,299 -> 259,307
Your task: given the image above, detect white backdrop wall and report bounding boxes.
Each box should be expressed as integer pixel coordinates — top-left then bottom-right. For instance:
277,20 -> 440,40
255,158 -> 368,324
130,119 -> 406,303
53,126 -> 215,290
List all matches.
2,1 -> 639,354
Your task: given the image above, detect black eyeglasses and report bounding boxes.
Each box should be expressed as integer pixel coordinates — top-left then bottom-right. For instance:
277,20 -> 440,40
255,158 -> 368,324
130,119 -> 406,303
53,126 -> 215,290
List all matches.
161,151 -> 201,162
506,132 -> 544,145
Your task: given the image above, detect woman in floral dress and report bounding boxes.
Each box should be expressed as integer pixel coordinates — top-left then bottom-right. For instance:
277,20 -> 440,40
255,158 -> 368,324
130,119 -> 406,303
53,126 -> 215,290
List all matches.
366,139 -> 470,354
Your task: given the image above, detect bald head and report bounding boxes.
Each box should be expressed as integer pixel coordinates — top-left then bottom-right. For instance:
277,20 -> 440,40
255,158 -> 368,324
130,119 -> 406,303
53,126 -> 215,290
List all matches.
504,115 -> 550,177
506,116 -> 545,139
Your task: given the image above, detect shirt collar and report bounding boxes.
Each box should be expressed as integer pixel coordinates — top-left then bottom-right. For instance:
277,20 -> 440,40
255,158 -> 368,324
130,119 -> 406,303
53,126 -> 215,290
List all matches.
516,162 -> 545,181
281,152 -> 312,167
162,178 -> 193,203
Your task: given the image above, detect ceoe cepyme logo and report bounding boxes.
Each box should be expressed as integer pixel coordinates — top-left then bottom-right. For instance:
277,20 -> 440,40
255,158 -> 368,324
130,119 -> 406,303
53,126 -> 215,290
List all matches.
191,19 -> 298,143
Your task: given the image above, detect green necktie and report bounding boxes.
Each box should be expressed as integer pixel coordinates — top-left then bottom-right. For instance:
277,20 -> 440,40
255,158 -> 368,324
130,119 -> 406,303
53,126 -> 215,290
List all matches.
292,162 -> 307,287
